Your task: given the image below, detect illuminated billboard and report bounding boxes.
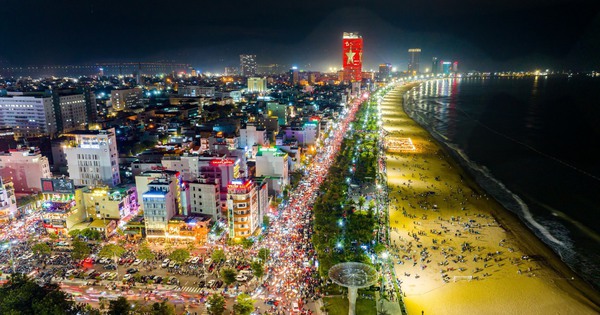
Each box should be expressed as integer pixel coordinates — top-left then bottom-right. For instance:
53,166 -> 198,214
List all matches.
228,179 -> 252,191
41,178 -> 75,194
210,159 -> 236,166
342,32 -> 363,82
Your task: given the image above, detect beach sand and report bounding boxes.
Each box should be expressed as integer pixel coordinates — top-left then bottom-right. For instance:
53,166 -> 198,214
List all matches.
382,83 -> 600,315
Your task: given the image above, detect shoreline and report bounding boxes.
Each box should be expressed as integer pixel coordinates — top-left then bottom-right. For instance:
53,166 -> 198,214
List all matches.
382,82 -> 600,314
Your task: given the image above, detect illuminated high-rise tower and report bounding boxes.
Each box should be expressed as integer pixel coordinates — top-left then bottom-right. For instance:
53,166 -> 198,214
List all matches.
378,63 -> 392,81
432,57 -> 440,74
240,54 -> 257,77
408,48 -> 421,74
342,32 -> 363,82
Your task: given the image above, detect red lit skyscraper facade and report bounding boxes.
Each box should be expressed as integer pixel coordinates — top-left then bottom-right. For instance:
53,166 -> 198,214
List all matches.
342,32 -> 363,82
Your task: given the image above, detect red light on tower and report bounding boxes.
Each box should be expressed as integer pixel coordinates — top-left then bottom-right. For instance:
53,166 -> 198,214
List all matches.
342,32 -> 363,82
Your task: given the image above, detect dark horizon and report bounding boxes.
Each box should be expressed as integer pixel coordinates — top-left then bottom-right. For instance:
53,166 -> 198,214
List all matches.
1,0 -> 600,72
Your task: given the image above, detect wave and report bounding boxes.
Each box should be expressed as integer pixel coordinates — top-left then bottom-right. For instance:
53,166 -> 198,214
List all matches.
403,85 -> 573,253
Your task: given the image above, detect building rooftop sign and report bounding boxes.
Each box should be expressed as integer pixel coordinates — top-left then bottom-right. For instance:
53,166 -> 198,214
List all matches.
210,159 -> 236,166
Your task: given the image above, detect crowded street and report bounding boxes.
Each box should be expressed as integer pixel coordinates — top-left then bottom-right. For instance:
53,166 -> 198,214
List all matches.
0,94 -> 367,314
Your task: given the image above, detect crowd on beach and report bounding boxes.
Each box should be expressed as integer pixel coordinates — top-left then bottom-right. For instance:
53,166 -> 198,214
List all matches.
379,92 -> 541,296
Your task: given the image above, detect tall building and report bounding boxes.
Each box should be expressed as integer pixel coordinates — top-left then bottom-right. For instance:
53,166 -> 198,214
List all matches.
225,67 -> 239,76
342,32 -> 363,82
0,128 -> 16,151
134,170 -> 180,203
51,92 -> 88,133
0,147 -> 51,193
247,77 -> 267,93
266,102 -> 288,126
63,128 -> 121,187
80,87 -> 98,123
378,63 -> 392,81
442,61 -> 452,74
110,88 -> 142,111
255,147 -> 289,195
81,186 -> 137,220
142,177 -> 178,236
289,67 -> 299,85
39,178 -> 83,234
178,86 -> 215,97
0,95 -> 57,138
408,48 -> 421,74
0,177 -> 17,223
452,61 -> 459,73
281,121 -> 319,146
161,155 -> 241,204
239,124 -> 269,153
240,55 -> 257,77
226,179 -> 260,238
432,57 -> 440,74
187,178 -> 221,221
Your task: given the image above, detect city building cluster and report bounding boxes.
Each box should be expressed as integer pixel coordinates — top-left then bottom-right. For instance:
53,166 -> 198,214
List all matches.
0,45 -> 402,245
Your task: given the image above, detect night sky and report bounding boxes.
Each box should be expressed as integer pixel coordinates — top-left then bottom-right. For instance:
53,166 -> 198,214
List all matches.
1,0 -> 599,71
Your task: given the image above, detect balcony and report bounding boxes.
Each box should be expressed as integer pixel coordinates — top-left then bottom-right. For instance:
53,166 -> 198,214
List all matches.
234,212 -> 251,219
234,225 -> 250,232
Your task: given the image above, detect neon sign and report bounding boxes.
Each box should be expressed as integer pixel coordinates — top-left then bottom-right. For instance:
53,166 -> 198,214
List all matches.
210,159 -> 235,166
228,180 -> 252,190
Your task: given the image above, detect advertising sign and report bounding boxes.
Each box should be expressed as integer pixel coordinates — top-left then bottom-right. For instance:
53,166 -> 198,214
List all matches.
210,159 -> 236,166
41,178 -> 75,194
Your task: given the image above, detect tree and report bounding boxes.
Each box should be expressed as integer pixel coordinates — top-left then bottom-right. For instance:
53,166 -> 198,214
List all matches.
99,244 -> 126,261
262,215 -> 270,228
250,261 -> 264,280
83,304 -> 102,315
150,301 -> 175,315
211,249 -> 226,263
357,196 -> 366,211
220,268 -> 237,286
72,238 -> 91,260
0,274 -> 82,315
240,237 -> 254,249
233,293 -> 255,315
68,229 -> 83,239
206,293 -> 226,315
108,296 -> 130,315
82,228 -> 102,241
31,243 -> 51,257
69,228 -> 102,241
168,249 -> 190,264
374,243 -> 386,255
258,248 -> 270,262
137,246 -> 155,261
368,200 -> 376,213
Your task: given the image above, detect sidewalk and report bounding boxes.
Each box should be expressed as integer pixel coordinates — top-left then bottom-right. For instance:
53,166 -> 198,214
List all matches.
376,292 -> 403,314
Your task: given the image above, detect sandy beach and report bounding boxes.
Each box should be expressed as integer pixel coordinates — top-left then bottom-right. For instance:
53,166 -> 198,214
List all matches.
382,83 -> 600,315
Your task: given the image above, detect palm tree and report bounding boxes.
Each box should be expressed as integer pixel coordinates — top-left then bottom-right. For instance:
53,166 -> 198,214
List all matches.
357,196 -> 367,211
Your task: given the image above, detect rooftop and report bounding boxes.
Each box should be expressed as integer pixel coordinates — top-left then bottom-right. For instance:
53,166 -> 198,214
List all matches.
142,189 -> 168,198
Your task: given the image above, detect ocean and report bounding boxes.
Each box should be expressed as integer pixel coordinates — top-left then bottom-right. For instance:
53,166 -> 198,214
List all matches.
402,76 -> 600,289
